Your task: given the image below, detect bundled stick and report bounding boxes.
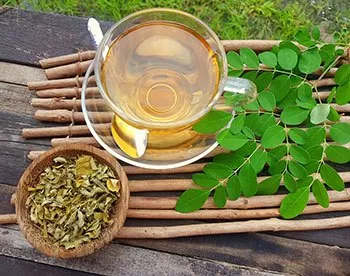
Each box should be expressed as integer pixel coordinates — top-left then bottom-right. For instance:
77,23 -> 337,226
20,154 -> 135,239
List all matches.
27,76 -> 96,90
34,110 -> 113,123
36,87 -> 99,98
45,60 -> 92,79
39,51 -> 95,68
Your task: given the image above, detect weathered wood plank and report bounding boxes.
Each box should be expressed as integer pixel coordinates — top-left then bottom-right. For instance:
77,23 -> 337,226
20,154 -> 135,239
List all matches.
0,61 -> 46,86
0,226 -> 279,276
0,255 -> 95,276
0,9 -> 112,66
0,183 -> 15,215
119,233 -> 350,276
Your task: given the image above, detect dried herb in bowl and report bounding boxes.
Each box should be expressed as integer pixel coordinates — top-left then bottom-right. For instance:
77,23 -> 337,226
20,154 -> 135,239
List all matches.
26,155 -> 121,249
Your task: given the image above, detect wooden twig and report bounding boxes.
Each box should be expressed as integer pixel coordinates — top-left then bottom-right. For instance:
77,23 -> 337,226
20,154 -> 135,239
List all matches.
22,124 -> 110,139
309,78 -> 336,87
129,188 -> 350,209
45,60 -> 93,79
31,98 -> 105,110
34,110 -> 112,123
129,171 -> 350,192
39,51 -> 95,68
127,202 -> 350,219
27,76 -> 95,90
51,137 -> 100,147
36,87 -> 99,98
0,214 -> 17,224
331,104 -> 350,113
115,215 -> 350,239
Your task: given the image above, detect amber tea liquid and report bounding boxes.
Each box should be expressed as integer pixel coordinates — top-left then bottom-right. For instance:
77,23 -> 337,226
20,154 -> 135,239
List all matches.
101,21 -> 220,156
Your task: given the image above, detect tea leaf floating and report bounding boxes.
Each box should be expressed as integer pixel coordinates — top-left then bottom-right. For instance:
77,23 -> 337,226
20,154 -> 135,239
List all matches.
26,155 -> 120,249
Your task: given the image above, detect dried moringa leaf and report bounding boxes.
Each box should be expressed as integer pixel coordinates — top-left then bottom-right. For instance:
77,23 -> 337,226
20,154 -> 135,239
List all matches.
26,155 -> 120,250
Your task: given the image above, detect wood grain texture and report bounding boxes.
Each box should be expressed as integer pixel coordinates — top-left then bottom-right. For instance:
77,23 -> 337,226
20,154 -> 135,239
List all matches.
0,226 -> 278,276
0,61 -> 46,85
0,9 -> 113,66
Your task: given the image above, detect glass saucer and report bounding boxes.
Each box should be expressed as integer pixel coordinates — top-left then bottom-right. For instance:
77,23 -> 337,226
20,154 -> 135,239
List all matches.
81,63 -> 226,169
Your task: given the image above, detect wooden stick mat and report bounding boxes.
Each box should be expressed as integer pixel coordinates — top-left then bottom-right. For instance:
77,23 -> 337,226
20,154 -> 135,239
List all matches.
13,41 -> 350,238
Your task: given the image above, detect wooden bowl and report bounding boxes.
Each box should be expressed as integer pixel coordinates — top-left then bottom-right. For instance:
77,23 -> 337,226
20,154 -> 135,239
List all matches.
15,144 -> 129,259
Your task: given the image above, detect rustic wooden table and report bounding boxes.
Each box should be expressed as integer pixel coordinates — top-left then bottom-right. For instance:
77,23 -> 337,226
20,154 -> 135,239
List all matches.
0,7 -> 349,276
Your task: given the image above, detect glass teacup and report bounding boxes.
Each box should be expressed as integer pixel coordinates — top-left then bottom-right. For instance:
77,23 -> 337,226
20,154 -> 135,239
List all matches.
82,8 -> 256,169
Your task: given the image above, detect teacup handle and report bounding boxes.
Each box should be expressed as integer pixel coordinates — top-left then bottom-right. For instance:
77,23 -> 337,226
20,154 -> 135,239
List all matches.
223,76 -> 257,106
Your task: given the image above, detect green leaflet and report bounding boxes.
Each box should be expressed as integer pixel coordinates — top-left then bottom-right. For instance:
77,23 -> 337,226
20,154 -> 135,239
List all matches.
230,114 -> 246,134
235,141 -> 258,157
213,153 -> 245,169
298,50 -> 322,74
311,27 -> 320,40
226,175 -> 241,200
250,149 -> 267,173
227,51 -> 243,70
216,129 -> 249,151
288,161 -> 308,179
289,145 -> 311,164
288,128 -> 307,145
240,47 -> 259,68
334,64 -> 350,85
310,104 -> 330,125
255,114 -> 276,137
257,174 -> 282,195
325,145 -> 350,164
257,91 -> 276,111
320,163 -> 345,191
261,125 -> 285,148
330,123 -> 350,144
255,72 -> 274,92
280,106 -> 310,125
280,187 -> 310,219
304,126 -> 326,148
269,160 -> 287,175
203,163 -> 232,179
213,185 -> 227,208
193,110 -> 232,134
336,82 -> 350,105
238,164 -> 258,197
175,189 -> 210,213
192,173 -> 219,188
278,48 -> 298,70
284,173 -> 297,193
258,51 -> 277,68
269,75 -> 291,102
312,179 -> 330,208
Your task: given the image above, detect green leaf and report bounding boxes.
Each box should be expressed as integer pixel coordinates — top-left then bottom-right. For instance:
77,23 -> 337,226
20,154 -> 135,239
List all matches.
279,40 -> 301,55
280,187 -> 310,219
213,153 -> 245,169
269,160 -> 287,175
244,113 -> 259,135
327,87 -> 336,103
312,179 -> 329,208
288,161 -> 308,179
319,44 -> 335,62
325,145 -> 350,164
278,88 -> 298,109
294,29 -> 314,46
336,82 -> 350,105
235,141 -> 257,157
334,64 -> 350,85
330,123 -> 350,144
203,163 -> 232,179
193,110 -> 232,134
310,104 -> 330,124
288,128 -> 307,145
296,176 -> 313,188
311,27 -> 320,40
320,163 -> 345,191
175,189 -> 210,213
304,126 -> 326,148
216,130 -> 249,151
242,71 -> 258,82
284,173 -> 297,193
250,149 -> 267,173
256,114 -> 276,137
258,51 -> 277,68
258,91 -> 276,111
213,185 -> 227,208
192,173 -> 219,188
226,175 -> 241,200
267,145 -> 287,166
290,145 -> 311,164
244,99 -> 260,111
306,145 -> 323,161
230,114 -> 245,134
241,126 -> 255,139
227,51 -> 243,70
228,69 -> 243,77
281,106 -> 310,125
261,125 -> 285,148
305,161 -> 319,174
278,48 -> 298,70
269,75 -> 291,103
240,47 -> 259,68
238,164 -> 258,197
255,72 -> 274,92
296,98 -> 316,110
297,83 -> 313,101
298,51 -> 322,74
327,106 -> 340,121
258,174 -> 282,195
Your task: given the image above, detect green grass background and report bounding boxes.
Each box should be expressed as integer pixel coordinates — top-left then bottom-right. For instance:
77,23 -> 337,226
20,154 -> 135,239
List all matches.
2,0 -> 349,41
